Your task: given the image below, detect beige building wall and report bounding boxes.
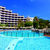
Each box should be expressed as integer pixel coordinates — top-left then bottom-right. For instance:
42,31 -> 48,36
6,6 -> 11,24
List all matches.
26,16 -> 34,21
0,6 -> 26,27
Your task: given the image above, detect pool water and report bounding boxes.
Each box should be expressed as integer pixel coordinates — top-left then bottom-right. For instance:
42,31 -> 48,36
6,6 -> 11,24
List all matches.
0,30 -> 50,50
0,36 -> 50,50
14,37 -> 50,50
0,36 -> 15,50
0,30 -> 44,37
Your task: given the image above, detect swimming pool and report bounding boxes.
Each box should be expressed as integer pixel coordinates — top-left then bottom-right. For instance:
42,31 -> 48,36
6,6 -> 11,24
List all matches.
0,35 -> 50,50
14,37 -> 50,50
0,30 -> 50,50
0,30 -> 44,37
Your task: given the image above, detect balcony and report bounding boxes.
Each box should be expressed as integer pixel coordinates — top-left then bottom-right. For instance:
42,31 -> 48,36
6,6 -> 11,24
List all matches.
0,14 -> 5,15
1,12 -> 7,13
5,15 -> 12,16
0,9 -> 3,11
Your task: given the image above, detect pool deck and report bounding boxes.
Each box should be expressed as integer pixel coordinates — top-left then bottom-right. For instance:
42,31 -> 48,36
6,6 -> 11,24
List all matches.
0,30 -> 4,31
44,35 -> 50,37
0,30 -> 15,31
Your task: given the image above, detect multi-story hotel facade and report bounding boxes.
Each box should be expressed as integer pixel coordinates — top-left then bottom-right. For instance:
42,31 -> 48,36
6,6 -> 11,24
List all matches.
0,6 -> 26,27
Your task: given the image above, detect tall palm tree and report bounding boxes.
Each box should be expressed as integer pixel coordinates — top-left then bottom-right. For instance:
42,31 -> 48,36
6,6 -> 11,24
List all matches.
33,16 -> 39,29
34,16 -> 39,21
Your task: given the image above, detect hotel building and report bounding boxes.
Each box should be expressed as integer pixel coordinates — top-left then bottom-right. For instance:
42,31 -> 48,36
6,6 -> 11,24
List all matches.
26,16 -> 34,22
0,6 -> 26,27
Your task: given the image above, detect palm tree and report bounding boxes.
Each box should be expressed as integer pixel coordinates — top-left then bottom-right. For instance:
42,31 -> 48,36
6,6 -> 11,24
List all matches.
34,16 -> 39,21
33,16 -> 39,29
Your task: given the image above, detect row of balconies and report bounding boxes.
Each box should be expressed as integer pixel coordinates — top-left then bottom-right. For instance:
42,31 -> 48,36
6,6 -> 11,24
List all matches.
0,8 -> 12,12
0,16 -> 25,19
0,11 -> 18,17
0,18 -> 25,20
0,11 -> 18,15
1,17 -> 24,19
1,21 -> 18,23
0,14 -> 24,18
0,9 -> 4,11
0,19 -> 26,21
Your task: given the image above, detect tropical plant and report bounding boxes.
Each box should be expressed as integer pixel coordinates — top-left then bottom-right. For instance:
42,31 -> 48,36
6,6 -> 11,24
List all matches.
34,16 -> 39,21
5,22 -> 9,27
0,23 -> 6,27
25,21 -> 33,27
17,19 -> 24,28
48,24 -> 50,28
17,24 -> 21,29
33,21 -> 39,29
33,16 -> 39,29
39,23 -> 46,29
10,23 -> 13,27
39,18 -> 49,28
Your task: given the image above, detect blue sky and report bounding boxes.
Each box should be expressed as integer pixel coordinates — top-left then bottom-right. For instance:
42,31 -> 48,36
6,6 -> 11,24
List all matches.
0,0 -> 50,20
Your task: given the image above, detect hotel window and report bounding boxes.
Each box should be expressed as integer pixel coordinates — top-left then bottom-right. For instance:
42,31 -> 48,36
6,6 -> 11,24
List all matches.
9,12 -> 11,13
1,20 -> 4,21
15,23 -> 17,25
5,18 -> 7,19
21,17 -> 23,18
5,16 -> 7,17
2,8 -> 5,10
18,17 -> 20,18
5,21 -> 7,22
1,15 -> 4,17
24,19 -> 26,20
12,21 -> 14,22
9,16 -> 12,19
9,21 -> 11,22
15,15 -> 17,16
16,20 -> 18,21
5,18 -> 8,20
15,19 -> 17,20
12,14 -> 14,16
2,11 -> 4,12
15,17 -> 18,18
9,19 -> 11,20
9,16 -> 11,18
12,17 -> 14,18
12,19 -> 14,20
1,13 -> 5,14
1,18 -> 4,19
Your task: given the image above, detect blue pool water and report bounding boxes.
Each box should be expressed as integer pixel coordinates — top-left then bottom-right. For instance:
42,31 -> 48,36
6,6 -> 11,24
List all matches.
14,37 -> 50,50
0,36 -> 15,50
0,30 -> 50,50
0,36 -> 50,50
0,30 -> 44,37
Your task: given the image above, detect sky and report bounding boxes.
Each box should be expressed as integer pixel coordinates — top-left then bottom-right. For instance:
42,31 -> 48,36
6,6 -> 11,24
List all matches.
0,0 -> 50,20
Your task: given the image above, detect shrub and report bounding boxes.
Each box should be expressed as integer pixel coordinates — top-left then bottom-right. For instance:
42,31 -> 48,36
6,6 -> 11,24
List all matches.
48,24 -> 50,28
